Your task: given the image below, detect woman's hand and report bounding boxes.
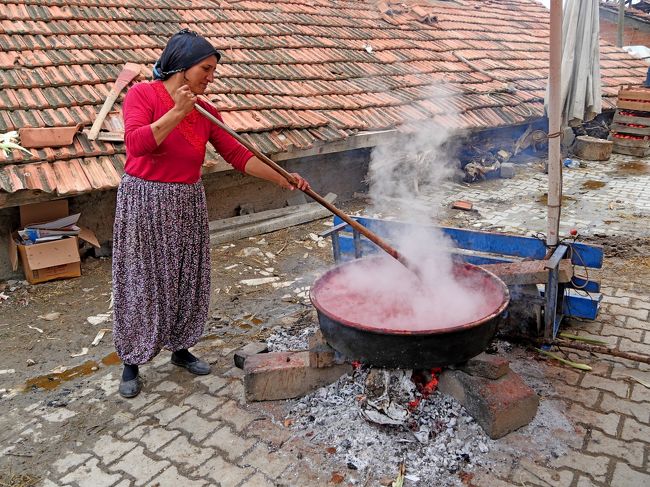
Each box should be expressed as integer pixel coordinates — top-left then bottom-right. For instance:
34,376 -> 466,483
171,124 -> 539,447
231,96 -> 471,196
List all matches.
172,84 -> 197,117
282,172 -> 310,191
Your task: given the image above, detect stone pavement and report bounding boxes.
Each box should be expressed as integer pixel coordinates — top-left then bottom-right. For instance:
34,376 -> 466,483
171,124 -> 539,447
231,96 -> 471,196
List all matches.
1,154 -> 649,487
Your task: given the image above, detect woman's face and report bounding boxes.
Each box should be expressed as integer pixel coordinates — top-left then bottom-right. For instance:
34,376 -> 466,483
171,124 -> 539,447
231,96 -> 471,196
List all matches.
184,55 -> 218,94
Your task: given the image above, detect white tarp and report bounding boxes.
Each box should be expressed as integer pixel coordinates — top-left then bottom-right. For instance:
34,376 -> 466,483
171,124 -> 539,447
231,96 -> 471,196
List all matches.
545,0 -> 602,126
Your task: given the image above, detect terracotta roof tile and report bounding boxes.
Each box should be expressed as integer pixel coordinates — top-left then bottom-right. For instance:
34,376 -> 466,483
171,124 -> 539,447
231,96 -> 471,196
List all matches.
0,0 -> 645,198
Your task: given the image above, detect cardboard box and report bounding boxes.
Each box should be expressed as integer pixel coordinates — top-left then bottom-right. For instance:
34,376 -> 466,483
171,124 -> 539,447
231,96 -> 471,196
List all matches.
8,200 -> 100,284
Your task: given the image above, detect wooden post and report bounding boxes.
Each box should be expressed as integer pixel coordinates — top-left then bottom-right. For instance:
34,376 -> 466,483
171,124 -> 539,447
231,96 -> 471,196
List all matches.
547,0 -> 562,247
617,0 -> 625,48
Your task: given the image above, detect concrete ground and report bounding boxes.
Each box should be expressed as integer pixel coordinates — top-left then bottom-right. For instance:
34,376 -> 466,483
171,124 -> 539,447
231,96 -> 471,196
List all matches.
0,152 -> 648,487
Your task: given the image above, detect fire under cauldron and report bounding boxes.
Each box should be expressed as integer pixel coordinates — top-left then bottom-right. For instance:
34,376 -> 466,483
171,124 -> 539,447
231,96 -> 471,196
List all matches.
310,256 -> 510,369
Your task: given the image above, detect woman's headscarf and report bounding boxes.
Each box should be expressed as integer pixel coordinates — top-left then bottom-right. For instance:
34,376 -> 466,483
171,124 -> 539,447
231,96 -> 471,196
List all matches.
152,29 -> 221,81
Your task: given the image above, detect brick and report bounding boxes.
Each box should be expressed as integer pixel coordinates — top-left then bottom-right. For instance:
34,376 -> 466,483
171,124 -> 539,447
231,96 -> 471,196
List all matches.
109,445 -> 169,486
153,404 -> 190,426
551,381 -> 600,408
567,403 -> 620,436
621,417 -> 650,442
60,457 -> 123,487
234,342 -> 269,369
182,392 -> 225,415
211,400 -> 259,432
600,324 -> 644,342
92,435 -> 138,465
511,460 -> 573,487
601,295 -> 631,306
52,452 -> 91,474
167,410 -> 220,442
499,162 -> 515,178
587,429 -> 645,468
157,436 -> 214,468
580,373 -> 630,398
599,392 -> 650,423
456,352 -> 509,379
619,338 -> 649,355
195,374 -> 228,394
438,369 -> 539,439
240,443 -> 292,480
203,425 -> 255,461
194,455 -> 254,487
123,424 -> 180,453
552,450 -> 608,482
606,304 -> 648,321
244,351 -> 352,402
150,466 -> 206,487
611,462 -> 650,486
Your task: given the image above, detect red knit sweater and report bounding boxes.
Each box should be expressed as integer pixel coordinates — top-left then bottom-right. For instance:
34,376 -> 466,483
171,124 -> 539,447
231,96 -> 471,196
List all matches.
122,81 -> 253,184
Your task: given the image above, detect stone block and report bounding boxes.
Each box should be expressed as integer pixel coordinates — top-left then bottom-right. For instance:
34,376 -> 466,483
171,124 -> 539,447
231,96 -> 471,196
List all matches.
573,135 -> 612,161
234,342 -> 269,369
499,162 -> 515,178
438,369 -> 539,439
456,352 -> 510,379
309,342 -> 341,368
244,351 -> 352,402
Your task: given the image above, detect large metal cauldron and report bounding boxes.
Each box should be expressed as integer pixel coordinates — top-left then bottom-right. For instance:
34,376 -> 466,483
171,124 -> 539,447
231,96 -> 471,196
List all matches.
310,256 -> 510,369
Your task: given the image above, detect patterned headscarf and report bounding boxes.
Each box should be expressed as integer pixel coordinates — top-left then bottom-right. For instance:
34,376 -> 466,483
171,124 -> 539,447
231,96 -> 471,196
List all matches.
152,29 -> 221,80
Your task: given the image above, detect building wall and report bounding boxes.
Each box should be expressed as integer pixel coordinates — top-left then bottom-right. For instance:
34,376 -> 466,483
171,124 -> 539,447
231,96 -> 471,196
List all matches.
0,148 -> 371,281
601,9 -> 650,47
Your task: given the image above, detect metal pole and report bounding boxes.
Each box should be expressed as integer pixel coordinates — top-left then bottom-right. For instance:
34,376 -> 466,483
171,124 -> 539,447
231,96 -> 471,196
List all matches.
547,0 -> 562,248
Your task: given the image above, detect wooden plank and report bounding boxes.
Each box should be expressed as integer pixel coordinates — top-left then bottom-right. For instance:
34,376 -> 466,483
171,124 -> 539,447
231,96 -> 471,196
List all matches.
481,260 -> 572,286
616,100 -> 650,112
610,124 -> 650,136
618,89 -> 650,101
612,144 -> 650,157
613,113 -> 650,126
610,136 -> 650,148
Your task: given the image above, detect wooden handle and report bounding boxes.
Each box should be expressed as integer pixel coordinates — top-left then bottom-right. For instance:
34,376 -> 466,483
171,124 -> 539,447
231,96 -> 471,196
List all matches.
194,101 -> 416,270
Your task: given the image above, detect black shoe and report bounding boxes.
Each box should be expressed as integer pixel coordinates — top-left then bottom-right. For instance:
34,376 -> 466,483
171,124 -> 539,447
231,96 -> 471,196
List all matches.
119,376 -> 142,398
171,351 -> 211,375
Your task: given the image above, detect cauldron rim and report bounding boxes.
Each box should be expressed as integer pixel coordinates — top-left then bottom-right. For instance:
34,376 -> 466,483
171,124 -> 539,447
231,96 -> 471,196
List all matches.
310,256 -> 510,336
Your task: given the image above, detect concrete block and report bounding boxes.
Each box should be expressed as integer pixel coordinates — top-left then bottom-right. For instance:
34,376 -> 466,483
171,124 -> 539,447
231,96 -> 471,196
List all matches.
234,342 -> 268,369
244,351 -> 352,402
574,135 -> 612,161
499,162 -> 515,178
438,369 -> 539,439
457,352 -> 509,379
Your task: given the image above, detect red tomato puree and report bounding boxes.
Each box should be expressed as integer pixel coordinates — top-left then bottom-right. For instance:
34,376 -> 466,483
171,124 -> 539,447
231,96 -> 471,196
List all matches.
312,257 -> 504,332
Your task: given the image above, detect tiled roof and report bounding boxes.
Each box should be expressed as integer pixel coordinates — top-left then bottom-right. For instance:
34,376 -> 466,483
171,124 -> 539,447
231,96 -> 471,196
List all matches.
0,0 -> 647,201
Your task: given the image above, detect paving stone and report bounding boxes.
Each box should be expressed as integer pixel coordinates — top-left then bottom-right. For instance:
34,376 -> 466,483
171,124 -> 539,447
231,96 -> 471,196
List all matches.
92,435 -> 138,465
167,409 -> 220,442
194,455 -> 254,487
618,337 -> 650,355
587,429 -> 645,468
575,475 -> 602,487
109,445 -> 169,486
116,415 -> 150,437
124,392 -> 161,412
181,392 -> 225,415
139,398 -> 168,416
41,480 -> 70,487
545,365 -> 582,385
630,383 -> 650,402
153,380 -> 185,393
150,466 -> 206,487
631,297 -> 650,310
552,450 -> 608,482
210,400 -> 259,432
551,381 -> 600,408
567,404 -> 620,436
601,295 -> 631,306
599,392 -> 650,423
223,367 -> 246,379
600,324 -> 644,342
153,404 -> 190,426
195,374 -> 228,394
157,435 -> 214,468
580,373 -> 630,399
40,408 -> 77,423
614,289 -> 648,300
52,452 -> 92,474
60,457 -> 123,487
611,462 -> 650,486
242,472 -> 275,486
607,304 -> 648,321
621,417 -> 650,442
123,424 -> 180,453
625,316 -> 649,330
240,443 -> 293,480
203,425 -> 255,461
511,460 -> 573,487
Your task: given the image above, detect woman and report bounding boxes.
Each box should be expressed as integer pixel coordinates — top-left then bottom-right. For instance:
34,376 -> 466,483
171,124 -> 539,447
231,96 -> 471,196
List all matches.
113,29 -> 309,398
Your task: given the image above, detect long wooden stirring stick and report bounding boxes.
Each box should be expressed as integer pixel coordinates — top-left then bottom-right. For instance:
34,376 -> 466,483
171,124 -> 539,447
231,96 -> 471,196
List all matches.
194,98 -> 421,277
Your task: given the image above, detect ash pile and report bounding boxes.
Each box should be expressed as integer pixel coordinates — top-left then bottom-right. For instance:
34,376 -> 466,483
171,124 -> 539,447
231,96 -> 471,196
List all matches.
286,366 -> 493,486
